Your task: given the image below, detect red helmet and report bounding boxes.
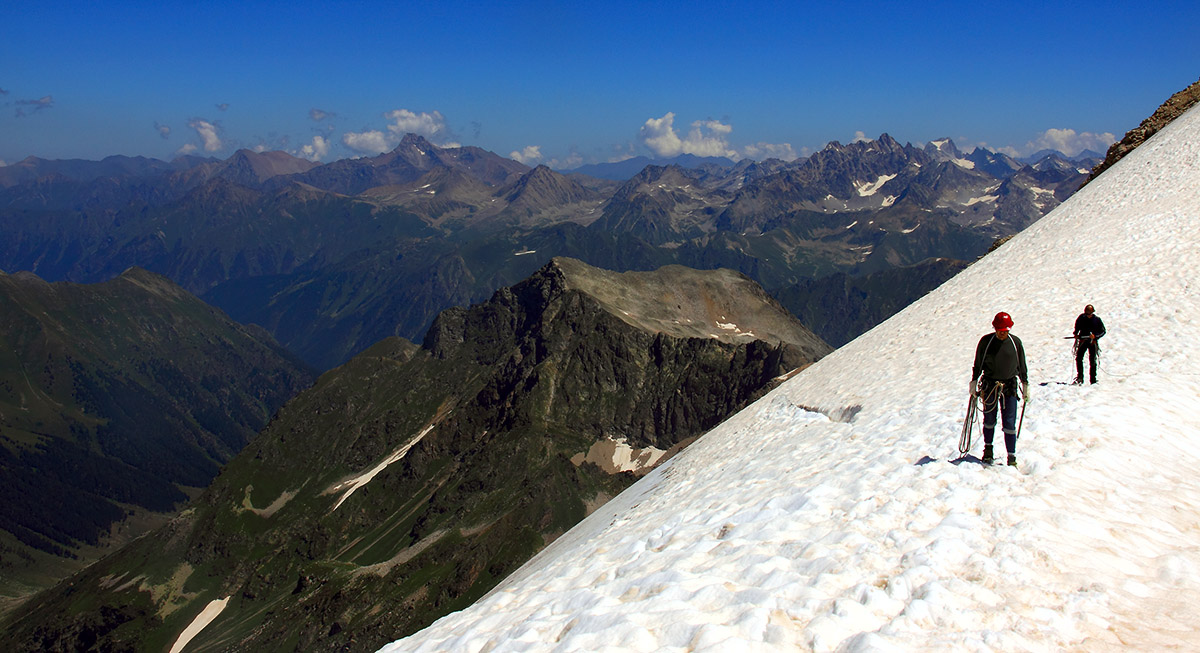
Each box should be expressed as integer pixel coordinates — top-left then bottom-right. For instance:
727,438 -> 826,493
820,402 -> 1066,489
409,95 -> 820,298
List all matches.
992,312 -> 1013,331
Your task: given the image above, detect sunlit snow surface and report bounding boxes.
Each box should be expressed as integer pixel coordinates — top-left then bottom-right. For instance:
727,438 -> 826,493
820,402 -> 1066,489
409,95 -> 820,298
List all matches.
383,107 -> 1200,651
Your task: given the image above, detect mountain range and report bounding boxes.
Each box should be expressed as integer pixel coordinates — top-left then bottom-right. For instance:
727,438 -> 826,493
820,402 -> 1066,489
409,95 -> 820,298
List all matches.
0,133 -> 1092,370
0,257 -> 830,651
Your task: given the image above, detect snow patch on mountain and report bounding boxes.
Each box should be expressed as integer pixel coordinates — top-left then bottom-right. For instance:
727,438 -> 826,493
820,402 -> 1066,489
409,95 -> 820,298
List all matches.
571,438 -> 668,475
169,597 -> 230,653
966,194 -> 999,206
854,174 -> 896,197
327,423 -> 436,511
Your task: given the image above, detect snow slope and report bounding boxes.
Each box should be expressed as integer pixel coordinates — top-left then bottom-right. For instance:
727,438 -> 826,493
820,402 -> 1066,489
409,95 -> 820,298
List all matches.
383,106 -> 1200,652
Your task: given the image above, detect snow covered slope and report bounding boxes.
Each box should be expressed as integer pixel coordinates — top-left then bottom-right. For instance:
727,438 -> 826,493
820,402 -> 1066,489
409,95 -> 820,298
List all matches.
383,106 -> 1200,651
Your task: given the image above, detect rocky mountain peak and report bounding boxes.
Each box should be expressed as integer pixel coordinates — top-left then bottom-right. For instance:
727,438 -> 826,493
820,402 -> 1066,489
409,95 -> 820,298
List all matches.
499,164 -> 591,206
219,149 -> 318,185
924,137 -> 965,162
551,257 -> 826,351
397,133 -> 436,151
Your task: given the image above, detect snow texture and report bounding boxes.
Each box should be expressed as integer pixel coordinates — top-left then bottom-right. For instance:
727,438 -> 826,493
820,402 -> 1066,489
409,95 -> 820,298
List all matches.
382,105 -> 1200,651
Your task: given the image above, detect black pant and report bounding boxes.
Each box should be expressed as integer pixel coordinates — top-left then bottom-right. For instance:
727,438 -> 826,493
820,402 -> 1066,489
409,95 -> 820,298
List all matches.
1075,339 -> 1098,382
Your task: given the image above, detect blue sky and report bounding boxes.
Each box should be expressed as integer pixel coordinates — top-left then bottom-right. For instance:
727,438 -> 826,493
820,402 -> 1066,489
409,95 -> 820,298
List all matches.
2,1 -> 1197,168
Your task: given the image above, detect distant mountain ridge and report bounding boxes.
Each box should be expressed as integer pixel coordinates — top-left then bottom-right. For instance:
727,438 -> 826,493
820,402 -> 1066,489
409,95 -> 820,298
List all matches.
0,131 -> 1092,369
567,153 -> 738,180
0,258 -> 830,652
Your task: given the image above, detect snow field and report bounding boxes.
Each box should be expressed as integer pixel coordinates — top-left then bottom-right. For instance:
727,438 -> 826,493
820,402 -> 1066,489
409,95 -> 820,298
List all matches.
383,105 -> 1200,651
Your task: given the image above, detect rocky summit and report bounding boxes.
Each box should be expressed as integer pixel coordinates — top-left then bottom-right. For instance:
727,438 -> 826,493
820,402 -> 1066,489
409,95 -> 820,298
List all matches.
1,257 -> 830,652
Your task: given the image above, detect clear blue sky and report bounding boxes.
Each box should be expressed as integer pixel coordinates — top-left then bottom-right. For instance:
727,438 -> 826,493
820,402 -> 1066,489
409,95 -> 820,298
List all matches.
2,1 -> 1197,168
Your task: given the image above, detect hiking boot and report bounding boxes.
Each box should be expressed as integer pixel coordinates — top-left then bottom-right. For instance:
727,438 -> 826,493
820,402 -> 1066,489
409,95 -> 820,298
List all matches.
1007,454 -> 1017,467
982,444 -> 994,465
1072,377 -> 1083,385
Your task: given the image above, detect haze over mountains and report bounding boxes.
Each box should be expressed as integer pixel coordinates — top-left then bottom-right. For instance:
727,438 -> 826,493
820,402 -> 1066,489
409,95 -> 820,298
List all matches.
0,133 -> 1093,371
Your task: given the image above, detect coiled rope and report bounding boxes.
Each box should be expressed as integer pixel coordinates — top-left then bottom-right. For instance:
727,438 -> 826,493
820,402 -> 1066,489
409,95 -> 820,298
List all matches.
958,380 -> 1005,455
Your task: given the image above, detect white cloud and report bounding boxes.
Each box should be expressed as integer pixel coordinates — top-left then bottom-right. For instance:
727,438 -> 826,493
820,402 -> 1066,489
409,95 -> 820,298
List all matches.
154,122 -> 171,139
300,135 -> 330,161
341,108 -> 453,156
310,108 -> 333,121
509,145 -> 542,165
852,131 -> 870,143
175,143 -> 199,156
548,148 -> 585,170
385,109 -> 447,139
216,103 -> 229,112
1026,128 -> 1116,157
639,113 -> 683,157
741,142 -> 799,161
639,113 -> 738,159
342,129 -> 391,155
187,119 -> 223,152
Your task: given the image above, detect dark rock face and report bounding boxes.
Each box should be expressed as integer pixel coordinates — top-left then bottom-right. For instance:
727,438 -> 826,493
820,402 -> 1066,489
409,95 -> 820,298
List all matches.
2,259 -> 829,652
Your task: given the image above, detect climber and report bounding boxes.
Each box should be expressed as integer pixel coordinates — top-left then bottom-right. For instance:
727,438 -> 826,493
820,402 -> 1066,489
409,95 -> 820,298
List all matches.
1073,304 -> 1106,384
970,312 -> 1029,466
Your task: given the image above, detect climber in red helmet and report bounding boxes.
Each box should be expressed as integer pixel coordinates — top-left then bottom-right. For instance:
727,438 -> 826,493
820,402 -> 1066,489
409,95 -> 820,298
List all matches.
970,311 -> 1030,466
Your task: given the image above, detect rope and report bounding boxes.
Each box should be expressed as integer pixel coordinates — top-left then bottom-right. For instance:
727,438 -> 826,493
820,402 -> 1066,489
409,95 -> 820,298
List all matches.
959,380 -> 1019,456
958,389 -> 978,455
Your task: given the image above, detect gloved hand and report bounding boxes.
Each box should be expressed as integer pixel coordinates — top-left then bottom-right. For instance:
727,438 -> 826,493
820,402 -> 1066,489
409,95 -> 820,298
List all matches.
969,379 -> 978,397
1022,381 -> 1030,402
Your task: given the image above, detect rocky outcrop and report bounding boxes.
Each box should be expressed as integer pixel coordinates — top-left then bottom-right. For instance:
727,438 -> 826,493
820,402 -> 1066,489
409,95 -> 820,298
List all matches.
1085,77 -> 1200,185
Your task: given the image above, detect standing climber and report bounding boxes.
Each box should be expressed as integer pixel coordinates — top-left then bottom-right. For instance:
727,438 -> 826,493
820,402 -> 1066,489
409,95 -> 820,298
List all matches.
970,312 -> 1029,466
1073,304 -> 1106,384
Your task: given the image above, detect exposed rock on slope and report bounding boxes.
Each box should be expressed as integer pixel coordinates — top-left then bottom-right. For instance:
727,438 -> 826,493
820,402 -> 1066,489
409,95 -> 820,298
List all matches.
1085,77 -> 1200,184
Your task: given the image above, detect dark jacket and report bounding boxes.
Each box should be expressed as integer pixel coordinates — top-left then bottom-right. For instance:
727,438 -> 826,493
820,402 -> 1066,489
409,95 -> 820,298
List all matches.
1074,314 -> 1106,340
972,333 -> 1028,395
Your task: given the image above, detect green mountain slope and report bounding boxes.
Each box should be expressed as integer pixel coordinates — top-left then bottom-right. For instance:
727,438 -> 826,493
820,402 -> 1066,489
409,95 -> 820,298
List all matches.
0,268 -> 314,605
